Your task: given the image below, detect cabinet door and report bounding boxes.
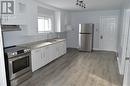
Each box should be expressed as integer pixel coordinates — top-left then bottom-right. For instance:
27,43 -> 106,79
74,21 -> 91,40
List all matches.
31,48 -> 42,72
44,46 -> 50,64
58,41 -> 67,56
61,41 -> 66,55
45,45 -> 53,63
55,43 -> 60,58
50,44 -> 57,60
41,47 -> 47,66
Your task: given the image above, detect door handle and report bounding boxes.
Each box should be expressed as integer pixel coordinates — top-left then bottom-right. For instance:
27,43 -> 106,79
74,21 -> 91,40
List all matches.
100,35 -> 103,39
126,57 -> 130,62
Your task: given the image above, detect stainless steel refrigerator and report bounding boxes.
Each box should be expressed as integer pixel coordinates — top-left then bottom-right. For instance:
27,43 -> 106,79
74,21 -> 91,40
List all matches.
79,24 -> 94,52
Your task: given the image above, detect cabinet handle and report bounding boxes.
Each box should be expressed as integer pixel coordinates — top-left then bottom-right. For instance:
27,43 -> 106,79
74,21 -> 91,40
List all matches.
41,53 -> 42,59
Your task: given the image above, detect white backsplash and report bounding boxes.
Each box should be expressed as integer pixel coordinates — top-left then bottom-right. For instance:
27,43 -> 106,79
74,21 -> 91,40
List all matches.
3,31 -> 59,47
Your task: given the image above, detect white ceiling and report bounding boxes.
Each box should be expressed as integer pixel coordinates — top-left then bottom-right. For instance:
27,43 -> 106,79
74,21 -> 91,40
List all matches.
38,0 -> 124,11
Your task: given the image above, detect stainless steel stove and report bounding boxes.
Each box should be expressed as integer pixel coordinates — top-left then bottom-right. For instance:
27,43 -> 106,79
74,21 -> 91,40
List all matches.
4,46 -> 30,58
4,46 -> 32,86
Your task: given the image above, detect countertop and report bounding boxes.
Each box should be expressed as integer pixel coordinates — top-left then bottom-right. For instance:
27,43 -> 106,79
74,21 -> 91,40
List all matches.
18,38 -> 66,49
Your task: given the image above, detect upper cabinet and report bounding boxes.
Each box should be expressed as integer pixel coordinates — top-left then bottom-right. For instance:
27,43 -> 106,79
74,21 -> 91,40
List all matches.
2,0 -> 27,25
55,11 -> 70,32
24,0 -> 38,35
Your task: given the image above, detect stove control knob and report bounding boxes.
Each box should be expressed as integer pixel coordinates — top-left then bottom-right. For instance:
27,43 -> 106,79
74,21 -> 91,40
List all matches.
11,52 -> 17,56
24,49 -> 30,53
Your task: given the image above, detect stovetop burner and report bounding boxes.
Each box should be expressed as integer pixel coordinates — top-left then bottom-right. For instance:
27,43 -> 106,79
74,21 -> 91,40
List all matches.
4,45 -> 30,58
4,45 -> 29,53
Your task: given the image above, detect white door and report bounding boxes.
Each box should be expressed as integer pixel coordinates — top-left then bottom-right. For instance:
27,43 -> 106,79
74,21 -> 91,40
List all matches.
123,13 -> 130,86
100,16 -> 118,51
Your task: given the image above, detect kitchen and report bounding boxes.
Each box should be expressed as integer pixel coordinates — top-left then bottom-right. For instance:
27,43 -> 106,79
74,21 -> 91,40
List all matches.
0,0 -> 130,86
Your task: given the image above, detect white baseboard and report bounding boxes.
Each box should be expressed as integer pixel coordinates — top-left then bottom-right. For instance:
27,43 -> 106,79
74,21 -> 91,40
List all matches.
93,48 -> 117,52
93,48 -> 100,51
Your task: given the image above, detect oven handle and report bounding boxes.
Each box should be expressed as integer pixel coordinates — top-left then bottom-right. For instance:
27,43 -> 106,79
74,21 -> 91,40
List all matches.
9,52 -> 31,62
9,60 -> 13,80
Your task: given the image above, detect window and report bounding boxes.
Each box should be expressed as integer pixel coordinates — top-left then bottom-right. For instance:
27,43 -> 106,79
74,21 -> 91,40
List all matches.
38,17 -> 52,33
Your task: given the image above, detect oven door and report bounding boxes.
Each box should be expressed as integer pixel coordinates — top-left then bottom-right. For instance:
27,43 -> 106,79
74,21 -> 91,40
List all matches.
8,52 -> 31,80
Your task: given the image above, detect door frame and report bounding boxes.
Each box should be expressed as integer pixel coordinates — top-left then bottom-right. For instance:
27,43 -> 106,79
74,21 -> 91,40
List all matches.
119,9 -> 130,75
123,60 -> 130,86
123,9 -> 130,86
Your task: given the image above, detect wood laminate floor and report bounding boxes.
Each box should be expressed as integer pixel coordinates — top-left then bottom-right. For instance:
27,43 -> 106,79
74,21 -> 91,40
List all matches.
19,49 -> 122,86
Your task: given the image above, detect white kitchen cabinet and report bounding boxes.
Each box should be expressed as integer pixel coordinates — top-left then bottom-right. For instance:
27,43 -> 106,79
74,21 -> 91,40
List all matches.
55,11 -> 69,32
41,47 -> 47,66
55,41 -> 66,58
60,41 -> 66,55
45,45 -> 52,63
31,48 -> 42,72
32,47 -> 47,72
49,44 -> 57,61
45,44 -> 57,63
31,40 -> 66,72
2,0 -> 27,25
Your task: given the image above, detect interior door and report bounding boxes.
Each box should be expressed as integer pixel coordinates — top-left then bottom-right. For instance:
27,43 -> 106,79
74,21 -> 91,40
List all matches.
99,16 -> 118,51
123,15 -> 130,86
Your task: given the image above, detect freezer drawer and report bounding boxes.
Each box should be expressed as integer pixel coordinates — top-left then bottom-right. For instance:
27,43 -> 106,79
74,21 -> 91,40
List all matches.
79,34 -> 93,52
79,24 -> 94,33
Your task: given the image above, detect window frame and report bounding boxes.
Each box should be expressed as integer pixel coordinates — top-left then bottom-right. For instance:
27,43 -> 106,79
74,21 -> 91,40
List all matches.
37,16 -> 53,33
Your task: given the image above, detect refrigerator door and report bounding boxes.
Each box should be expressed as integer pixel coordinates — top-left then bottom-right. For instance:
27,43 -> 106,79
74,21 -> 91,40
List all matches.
79,24 -> 94,34
79,34 -> 93,51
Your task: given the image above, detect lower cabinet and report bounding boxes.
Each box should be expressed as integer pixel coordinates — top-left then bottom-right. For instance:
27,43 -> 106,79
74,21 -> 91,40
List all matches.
55,41 -> 66,58
31,41 -> 66,72
31,48 -> 43,72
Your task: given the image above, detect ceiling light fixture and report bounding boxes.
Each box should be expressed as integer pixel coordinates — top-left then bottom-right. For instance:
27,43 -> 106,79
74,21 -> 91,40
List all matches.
76,0 -> 86,8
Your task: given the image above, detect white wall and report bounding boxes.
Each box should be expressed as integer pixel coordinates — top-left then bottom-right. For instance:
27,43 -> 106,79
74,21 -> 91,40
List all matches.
67,10 -> 120,51
124,0 -> 130,9
0,24 -> 7,86
0,26 -> 7,86
3,31 -> 58,47
2,0 -> 67,47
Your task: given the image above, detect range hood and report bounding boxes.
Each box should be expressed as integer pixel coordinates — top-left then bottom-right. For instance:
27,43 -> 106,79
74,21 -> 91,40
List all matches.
1,25 -> 21,32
